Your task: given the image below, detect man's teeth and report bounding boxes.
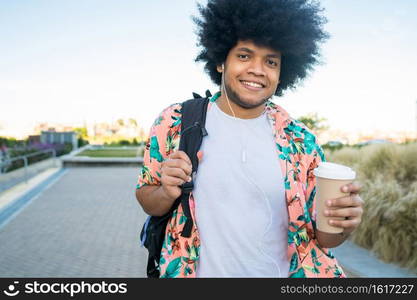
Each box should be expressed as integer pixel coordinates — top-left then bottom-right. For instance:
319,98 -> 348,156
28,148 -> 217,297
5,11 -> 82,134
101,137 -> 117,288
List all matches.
242,81 -> 263,88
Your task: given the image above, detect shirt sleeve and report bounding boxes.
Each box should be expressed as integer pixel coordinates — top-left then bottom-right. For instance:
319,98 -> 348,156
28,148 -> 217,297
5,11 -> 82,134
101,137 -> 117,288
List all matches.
305,142 -> 326,232
136,103 -> 181,190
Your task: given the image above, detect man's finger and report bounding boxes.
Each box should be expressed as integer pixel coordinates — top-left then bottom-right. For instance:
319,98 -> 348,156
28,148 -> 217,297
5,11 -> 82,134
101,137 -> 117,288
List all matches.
340,181 -> 362,194
169,150 -> 192,166
324,207 -> 362,218
327,194 -> 363,208
162,176 -> 185,187
329,217 -> 360,229
163,159 -> 192,176
162,166 -> 191,183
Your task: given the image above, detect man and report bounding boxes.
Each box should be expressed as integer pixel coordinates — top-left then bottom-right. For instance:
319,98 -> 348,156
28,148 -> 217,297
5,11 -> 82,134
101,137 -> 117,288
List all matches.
136,0 -> 363,278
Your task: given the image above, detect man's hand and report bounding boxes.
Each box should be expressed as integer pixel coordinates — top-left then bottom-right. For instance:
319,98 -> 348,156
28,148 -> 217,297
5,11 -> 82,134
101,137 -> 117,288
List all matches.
160,150 -> 193,201
324,182 -> 364,235
316,182 -> 364,248
135,150 -> 193,216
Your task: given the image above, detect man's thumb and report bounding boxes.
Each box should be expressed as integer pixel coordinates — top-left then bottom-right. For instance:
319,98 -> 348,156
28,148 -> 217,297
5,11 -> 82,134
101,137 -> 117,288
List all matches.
197,150 -> 203,163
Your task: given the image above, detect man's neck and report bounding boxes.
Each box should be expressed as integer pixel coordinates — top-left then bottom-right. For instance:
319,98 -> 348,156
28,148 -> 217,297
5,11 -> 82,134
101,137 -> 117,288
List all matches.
216,94 -> 266,119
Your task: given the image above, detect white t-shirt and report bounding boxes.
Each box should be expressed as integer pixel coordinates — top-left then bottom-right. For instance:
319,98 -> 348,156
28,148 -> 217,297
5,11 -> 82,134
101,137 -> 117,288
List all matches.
193,102 -> 289,277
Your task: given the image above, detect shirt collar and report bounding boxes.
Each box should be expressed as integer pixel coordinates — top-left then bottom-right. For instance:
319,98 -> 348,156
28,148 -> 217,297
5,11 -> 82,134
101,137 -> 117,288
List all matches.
208,91 -> 290,131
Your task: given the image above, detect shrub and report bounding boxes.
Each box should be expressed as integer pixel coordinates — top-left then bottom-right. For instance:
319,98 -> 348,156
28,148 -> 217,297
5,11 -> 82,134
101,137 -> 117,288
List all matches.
352,179 -> 417,269
30,142 -> 72,156
2,143 -> 73,173
394,143 -> 417,186
358,144 -> 398,183
322,141 -> 344,152
78,138 -> 89,148
0,136 -> 25,148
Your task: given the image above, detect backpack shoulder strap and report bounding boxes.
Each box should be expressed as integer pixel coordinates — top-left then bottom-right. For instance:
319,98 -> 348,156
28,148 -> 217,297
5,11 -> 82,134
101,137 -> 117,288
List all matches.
178,97 -> 209,237
179,97 -> 209,170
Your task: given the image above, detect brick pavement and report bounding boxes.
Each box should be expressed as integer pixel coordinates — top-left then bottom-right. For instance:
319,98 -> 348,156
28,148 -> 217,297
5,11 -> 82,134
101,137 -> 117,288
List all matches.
1,165 -> 414,278
0,167 -> 148,277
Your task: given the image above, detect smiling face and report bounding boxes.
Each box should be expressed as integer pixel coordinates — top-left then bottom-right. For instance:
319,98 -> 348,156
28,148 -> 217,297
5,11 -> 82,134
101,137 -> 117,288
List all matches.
217,40 -> 281,116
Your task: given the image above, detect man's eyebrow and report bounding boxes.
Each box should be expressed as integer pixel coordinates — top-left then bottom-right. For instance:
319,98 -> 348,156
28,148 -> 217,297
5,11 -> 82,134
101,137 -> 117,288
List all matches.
237,47 -> 255,53
266,54 -> 281,58
236,47 -> 281,58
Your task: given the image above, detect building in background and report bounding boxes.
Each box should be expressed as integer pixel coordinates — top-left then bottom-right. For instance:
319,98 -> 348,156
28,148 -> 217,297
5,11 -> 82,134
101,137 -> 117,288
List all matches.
40,131 -> 78,150
31,119 -> 147,145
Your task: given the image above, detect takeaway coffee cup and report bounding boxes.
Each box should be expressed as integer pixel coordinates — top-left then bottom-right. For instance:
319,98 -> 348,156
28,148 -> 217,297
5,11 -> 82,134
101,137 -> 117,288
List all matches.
313,162 -> 356,234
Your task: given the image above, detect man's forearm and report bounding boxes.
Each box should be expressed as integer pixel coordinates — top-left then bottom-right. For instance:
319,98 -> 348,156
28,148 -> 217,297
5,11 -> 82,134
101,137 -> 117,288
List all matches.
135,185 -> 176,216
315,229 -> 351,248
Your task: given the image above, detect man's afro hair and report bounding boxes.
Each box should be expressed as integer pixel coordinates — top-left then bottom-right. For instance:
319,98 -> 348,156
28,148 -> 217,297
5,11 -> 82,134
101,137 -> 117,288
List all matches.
193,0 -> 329,96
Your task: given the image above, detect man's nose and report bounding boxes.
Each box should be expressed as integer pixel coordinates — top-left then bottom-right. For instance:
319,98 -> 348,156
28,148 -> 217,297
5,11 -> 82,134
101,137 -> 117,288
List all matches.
247,59 -> 266,76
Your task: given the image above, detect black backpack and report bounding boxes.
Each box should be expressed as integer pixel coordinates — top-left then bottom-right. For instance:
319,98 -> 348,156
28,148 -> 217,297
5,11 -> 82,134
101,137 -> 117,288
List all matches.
140,91 -> 211,278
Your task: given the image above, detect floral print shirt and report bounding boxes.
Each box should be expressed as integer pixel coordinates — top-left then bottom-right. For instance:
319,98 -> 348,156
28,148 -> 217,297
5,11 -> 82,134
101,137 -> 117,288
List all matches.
137,92 -> 346,278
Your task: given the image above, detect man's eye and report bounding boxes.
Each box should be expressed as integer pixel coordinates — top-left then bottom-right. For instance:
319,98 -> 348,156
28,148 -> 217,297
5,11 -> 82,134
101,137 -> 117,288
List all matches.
267,59 -> 278,67
238,54 -> 249,59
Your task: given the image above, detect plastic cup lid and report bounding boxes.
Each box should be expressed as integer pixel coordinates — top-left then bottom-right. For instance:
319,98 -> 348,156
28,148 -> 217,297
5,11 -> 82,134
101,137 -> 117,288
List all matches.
313,162 -> 356,180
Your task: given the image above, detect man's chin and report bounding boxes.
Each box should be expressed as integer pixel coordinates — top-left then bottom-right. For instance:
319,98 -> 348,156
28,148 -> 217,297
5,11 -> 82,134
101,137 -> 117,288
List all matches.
225,84 -> 270,109
232,96 -> 268,109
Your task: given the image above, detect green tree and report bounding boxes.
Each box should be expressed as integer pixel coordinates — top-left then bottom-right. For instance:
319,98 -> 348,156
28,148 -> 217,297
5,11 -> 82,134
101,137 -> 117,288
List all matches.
73,127 -> 88,139
297,113 -> 329,134
117,119 -> 125,127
128,118 -> 138,127
73,127 -> 89,147
0,136 -> 19,147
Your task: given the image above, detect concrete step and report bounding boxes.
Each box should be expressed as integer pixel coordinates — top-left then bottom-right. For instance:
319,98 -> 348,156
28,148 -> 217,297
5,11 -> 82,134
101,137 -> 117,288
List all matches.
61,156 -> 143,167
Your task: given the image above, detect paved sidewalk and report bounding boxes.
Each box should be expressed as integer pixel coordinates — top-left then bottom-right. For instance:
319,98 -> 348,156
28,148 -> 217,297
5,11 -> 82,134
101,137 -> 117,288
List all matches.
0,167 -> 148,277
0,166 -> 415,278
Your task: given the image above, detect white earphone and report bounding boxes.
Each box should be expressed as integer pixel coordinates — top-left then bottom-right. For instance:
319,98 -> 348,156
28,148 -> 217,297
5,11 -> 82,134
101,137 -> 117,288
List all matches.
220,62 -> 237,118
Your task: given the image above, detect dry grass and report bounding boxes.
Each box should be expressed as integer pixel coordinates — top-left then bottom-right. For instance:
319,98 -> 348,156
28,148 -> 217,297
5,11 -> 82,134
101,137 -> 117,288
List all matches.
325,143 -> 417,270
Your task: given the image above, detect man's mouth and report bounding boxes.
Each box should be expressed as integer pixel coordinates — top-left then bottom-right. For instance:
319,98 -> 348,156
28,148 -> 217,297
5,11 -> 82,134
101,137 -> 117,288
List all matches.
240,80 -> 265,88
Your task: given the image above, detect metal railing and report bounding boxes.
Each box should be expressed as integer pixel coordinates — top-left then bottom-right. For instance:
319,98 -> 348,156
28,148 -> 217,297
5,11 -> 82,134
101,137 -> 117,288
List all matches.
0,149 -> 56,184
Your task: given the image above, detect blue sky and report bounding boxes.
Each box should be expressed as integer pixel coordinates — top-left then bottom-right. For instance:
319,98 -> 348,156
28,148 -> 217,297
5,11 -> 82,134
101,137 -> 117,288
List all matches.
1,0 -> 417,138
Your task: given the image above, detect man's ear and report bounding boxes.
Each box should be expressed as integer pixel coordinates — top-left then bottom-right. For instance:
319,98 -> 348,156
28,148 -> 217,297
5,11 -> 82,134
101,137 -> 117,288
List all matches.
216,64 -> 223,73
